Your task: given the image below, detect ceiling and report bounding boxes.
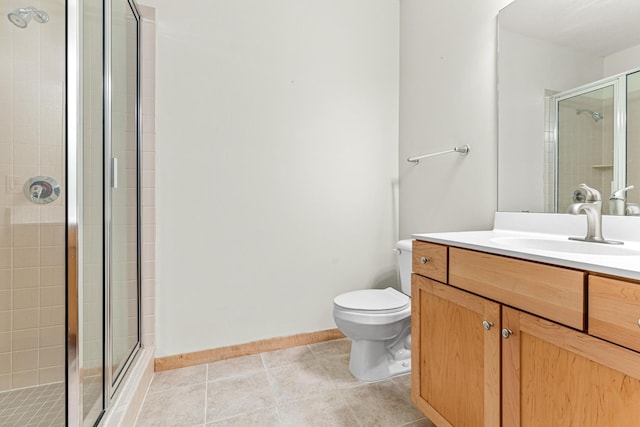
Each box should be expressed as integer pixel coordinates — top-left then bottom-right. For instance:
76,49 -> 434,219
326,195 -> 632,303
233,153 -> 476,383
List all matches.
499,0 -> 640,57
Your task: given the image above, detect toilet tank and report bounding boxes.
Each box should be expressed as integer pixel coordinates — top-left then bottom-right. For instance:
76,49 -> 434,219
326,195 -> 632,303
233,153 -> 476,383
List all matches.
396,240 -> 413,296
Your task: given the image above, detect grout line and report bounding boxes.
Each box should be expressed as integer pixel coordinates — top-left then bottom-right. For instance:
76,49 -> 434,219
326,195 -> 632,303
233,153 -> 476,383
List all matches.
202,363 -> 208,425
273,405 -> 283,426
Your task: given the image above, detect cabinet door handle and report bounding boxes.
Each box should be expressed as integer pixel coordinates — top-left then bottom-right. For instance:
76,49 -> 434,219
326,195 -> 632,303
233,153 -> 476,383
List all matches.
501,328 -> 513,339
482,320 -> 494,330
420,257 -> 430,264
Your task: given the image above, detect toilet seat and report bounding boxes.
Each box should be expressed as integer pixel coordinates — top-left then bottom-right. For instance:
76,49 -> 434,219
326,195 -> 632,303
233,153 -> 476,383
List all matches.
333,288 -> 411,325
334,287 -> 409,313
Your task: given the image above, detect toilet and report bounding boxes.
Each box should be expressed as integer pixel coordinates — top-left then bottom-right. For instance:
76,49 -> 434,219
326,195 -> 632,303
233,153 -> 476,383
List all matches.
333,239 -> 413,382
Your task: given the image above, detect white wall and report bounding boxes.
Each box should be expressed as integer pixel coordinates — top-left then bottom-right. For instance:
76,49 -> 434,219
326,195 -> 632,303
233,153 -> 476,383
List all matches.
604,43 -> 640,76
399,0 -> 513,237
140,0 -> 399,357
497,30 -> 604,212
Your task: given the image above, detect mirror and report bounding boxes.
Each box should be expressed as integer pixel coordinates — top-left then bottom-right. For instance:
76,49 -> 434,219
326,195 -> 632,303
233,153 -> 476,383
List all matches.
497,0 -> 640,213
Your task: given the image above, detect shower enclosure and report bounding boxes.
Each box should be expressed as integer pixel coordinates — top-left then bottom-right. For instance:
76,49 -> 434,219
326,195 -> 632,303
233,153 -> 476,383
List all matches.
0,0 -> 144,425
552,69 -> 640,213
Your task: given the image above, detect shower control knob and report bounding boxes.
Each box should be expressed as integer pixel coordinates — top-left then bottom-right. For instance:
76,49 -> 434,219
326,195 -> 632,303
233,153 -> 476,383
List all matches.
482,320 -> 494,331
420,257 -> 429,264
23,176 -> 60,205
501,328 -> 513,339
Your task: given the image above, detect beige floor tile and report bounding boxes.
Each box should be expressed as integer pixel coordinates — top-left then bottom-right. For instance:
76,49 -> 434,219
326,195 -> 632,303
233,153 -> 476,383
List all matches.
266,360 -> 336,402
278,390 -> 360,427
136,340 -> 437,427
307,338 -> 351,358
148,364 -> 207,394
204,408 -> 281,426
343,380 -> 425,427
136,383 -> 206,427
316,354 -> 360,389
206,371 -> 276,423
391,372 -> 412,395
260,345 -> 315,368
207,354 -> 264,381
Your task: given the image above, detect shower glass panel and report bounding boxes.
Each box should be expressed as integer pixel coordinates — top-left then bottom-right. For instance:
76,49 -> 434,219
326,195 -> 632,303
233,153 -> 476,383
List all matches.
81,0 -> 105,424
628,71 -> 640,207
556,85 -> 615,213
0,0 -> 66,425
109,0 -> 141,387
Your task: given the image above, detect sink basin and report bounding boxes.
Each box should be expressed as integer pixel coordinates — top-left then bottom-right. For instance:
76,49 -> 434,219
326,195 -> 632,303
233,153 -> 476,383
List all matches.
491,236 -> 640,256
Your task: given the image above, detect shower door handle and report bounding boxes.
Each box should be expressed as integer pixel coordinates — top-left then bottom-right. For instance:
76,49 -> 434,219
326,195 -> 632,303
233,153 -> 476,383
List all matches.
111,157 -> 118,189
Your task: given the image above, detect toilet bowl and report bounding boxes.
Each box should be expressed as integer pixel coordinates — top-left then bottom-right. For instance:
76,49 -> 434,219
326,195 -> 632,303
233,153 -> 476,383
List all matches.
332,240 -> 413,382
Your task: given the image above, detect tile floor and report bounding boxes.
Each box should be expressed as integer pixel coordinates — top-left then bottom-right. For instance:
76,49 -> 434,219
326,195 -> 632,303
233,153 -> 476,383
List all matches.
0,382 -> 65,427
134,338 -> 435,427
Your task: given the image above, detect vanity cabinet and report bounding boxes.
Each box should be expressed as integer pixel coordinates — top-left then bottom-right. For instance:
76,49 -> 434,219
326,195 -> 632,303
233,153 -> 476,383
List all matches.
589,275 -> 640,353
502,306 -> 640,426
411,274 -> 500,427
411,241 -> 640,427
448,248 -> 585,330
412,240 -> 448,283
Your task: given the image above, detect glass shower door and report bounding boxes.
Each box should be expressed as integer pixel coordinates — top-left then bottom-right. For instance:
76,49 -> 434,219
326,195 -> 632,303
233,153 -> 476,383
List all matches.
80,0 -> 105,424
77,0 -> 142,423
108,0 -> 141,390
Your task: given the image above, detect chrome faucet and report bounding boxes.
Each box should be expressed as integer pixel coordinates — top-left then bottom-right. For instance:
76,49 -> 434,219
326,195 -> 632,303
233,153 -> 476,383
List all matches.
568,184 -> 622,244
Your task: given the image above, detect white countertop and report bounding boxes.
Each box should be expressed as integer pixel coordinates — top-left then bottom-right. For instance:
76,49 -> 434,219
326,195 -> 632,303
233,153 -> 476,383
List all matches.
412,212 -> 640,281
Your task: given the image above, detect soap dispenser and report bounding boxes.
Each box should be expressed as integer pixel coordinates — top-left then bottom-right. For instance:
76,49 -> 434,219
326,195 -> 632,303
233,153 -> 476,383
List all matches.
610,185 -> 634,215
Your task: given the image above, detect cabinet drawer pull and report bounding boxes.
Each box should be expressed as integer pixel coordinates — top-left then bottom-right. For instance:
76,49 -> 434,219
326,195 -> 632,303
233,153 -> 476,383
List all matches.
420,257 -> 430,264
482,320 -> 494,331
637,318 -> 640,328
501,328 -> 513,339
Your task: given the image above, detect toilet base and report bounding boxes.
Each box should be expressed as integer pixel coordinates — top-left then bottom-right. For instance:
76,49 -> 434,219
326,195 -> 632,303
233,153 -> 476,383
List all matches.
347,329 -> 411,382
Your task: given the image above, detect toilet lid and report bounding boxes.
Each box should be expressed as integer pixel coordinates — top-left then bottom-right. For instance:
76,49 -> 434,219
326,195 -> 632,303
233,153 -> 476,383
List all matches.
334,287 -> 409,311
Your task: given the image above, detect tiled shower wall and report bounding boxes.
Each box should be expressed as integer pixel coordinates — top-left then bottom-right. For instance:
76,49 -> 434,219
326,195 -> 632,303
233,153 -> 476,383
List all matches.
555,96 -> 614,214
543,91 -> 556,213
0,0 -> 66,391
140,4 -> 156,349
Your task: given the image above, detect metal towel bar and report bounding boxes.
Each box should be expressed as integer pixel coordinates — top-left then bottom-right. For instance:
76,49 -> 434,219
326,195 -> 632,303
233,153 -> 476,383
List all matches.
407,145 -> 470,164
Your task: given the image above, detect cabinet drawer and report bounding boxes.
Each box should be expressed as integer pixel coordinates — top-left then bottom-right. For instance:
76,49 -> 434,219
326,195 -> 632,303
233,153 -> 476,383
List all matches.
589,275 -> 640,352
412,241 -> 447,283
449,247 -> 586,330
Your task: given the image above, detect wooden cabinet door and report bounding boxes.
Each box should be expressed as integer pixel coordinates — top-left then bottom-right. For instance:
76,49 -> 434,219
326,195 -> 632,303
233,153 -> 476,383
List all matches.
502,307 -> 640,427
411,274 -> 501,427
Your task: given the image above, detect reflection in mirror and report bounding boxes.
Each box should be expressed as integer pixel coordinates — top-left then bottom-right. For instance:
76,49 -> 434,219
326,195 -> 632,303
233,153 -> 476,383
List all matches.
628,71 -> 640,210
556,84 -> 614,214
497,0 -> 640,214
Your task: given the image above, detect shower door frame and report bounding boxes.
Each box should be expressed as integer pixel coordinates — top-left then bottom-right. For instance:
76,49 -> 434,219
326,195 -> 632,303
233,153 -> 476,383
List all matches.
67,0 -> 81,424
66,0 -> 143,424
